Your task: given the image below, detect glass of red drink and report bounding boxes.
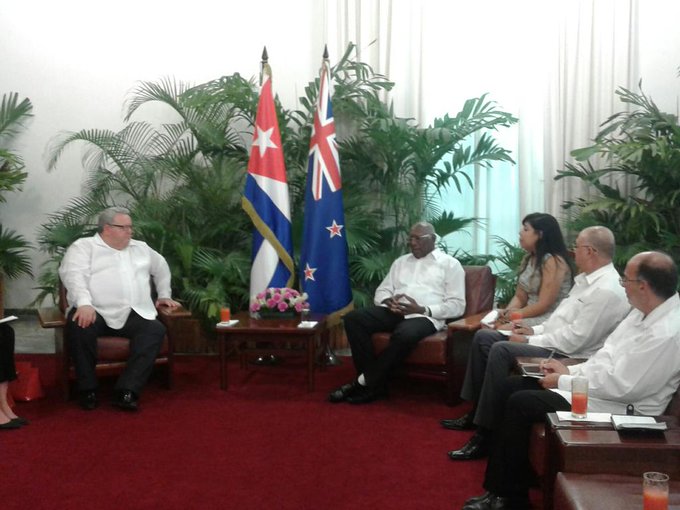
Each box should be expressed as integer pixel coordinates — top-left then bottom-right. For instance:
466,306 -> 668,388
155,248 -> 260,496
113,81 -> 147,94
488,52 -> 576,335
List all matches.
571,376 -> 588,418
643,472 -> 669,510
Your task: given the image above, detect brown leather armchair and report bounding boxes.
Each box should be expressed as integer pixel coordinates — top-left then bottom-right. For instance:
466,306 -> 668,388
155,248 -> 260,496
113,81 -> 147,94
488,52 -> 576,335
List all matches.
371,265 -> 496,405
38,281 -> 191,400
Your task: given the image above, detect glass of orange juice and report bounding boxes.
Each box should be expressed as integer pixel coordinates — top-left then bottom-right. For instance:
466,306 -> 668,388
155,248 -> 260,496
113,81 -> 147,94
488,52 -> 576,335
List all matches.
220,306 -> 231,322
571,376 -> 588,418
643,472 -> 669,510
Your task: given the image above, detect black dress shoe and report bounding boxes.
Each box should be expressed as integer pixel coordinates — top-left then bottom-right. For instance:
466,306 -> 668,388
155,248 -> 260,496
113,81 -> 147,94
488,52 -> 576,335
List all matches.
448,432 -> 489,460
78,391 -> 99,411
464,492 -> 494,505
328,381 -> 360,403
0,420 -> 21,430
463,491 -> 530,510
441,411 -> 475,430
10,417 -> 29,426
346,385 -> 387,405
113,390 -> 139,412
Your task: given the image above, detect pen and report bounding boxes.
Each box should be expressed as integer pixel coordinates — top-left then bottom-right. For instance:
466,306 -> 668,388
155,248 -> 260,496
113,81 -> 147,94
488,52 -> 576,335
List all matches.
546,349 -> 555,363
541,349 -> 555,372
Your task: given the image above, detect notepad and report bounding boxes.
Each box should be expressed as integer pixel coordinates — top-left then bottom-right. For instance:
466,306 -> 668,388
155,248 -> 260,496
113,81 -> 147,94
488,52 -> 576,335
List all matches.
520,363 -> 544,378
611,415 -> 667,431
556,411 -> 612,423
297,321 -> 318,328
481,310 -> 498,327
216,320 -> 239,328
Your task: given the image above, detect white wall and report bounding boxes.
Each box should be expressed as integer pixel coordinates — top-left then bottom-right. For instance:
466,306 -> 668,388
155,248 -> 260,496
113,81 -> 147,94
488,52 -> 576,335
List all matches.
638,0 -> 680,114
0,0 -> 323,307
1,0 -> 679,308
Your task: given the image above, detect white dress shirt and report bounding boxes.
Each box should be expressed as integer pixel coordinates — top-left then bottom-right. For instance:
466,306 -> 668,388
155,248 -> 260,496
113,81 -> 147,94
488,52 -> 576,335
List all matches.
555,293 -> 680,416
527,263 -> 630,358
374,249 -> 466,330
59,234 -> 173,329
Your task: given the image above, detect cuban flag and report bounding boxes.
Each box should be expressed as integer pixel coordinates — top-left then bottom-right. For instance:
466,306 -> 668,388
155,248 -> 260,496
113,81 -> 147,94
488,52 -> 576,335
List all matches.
300,57 -> 353,316
242,71 -> 294,299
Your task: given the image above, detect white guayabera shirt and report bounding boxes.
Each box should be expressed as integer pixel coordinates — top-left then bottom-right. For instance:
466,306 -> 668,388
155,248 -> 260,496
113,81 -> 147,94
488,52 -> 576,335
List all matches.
59,234 -> 173,329
374,248 -> 466,331
554,293 -> 680,416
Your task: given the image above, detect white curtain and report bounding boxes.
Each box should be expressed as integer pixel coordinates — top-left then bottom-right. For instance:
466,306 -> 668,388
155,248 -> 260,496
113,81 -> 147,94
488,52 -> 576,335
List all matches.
322,0 -> 639,253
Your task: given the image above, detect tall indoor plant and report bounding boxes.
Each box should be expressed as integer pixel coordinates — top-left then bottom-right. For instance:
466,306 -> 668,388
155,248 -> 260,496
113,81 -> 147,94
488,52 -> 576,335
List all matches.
0,92 -> 33,316
556,82 -> 680,273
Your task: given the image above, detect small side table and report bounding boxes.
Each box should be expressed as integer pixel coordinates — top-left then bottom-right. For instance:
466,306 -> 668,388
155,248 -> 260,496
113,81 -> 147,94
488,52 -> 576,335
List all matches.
542,412 -> 680,509
215,312 -> 327,392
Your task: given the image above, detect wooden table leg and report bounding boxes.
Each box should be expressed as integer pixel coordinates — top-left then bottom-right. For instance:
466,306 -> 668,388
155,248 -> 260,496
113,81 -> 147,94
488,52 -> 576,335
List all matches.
307,333 -> 316,392
219,333 -> 227,390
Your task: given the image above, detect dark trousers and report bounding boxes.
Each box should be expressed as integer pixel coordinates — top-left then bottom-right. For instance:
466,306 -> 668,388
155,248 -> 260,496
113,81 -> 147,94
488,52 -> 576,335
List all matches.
483,376 -> 571,498
0,323 -> 17,384
343,306 -> 436,388
462,329 -> 561,430
66,309 -> 165,395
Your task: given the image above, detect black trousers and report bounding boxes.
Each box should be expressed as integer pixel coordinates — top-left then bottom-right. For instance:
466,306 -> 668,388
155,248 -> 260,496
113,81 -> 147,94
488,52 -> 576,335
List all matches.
343,306 -> 436,388
0,323 -> 17,384
66,309 -> 165,395
483,375 -> 571,498
461,329 -> 563,430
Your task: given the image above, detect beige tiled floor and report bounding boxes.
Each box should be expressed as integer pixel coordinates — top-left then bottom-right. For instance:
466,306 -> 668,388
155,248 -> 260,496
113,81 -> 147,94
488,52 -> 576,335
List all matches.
9,313 -> 55,354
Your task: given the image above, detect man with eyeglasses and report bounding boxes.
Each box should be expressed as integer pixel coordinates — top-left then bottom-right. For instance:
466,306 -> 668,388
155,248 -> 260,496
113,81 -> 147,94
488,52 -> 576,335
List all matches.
328,221 -> 466,404
59,207 -> 180,411
444,226 -> 630,461
462,250 -> 680,510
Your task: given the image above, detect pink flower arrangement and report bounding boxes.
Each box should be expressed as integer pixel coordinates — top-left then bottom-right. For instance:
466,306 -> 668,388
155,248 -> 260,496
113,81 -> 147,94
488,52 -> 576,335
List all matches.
249,287 -> 309,313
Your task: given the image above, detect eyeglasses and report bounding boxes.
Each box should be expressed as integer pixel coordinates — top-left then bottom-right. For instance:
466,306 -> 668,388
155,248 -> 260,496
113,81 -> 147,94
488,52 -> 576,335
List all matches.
108,223 -> 133,232
571,244 -> 596,251
408,234 -> 433,242
619,277 -> 643,286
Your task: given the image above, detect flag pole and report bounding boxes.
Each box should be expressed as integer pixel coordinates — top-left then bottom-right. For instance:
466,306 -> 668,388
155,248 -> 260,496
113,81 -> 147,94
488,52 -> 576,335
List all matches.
260,46 -> 270,86
248,46 -> 288,367
318,45 -> 344,367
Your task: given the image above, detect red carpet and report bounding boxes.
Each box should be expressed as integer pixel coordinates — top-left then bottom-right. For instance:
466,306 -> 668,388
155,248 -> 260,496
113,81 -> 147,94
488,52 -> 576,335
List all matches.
5,354 -> 488,510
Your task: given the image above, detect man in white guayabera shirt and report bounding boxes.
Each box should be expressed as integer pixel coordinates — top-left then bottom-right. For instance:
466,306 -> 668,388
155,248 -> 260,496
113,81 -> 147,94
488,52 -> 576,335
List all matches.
444,226 -> 630,461
328,221 -> 466,405
59,207 -> 180,412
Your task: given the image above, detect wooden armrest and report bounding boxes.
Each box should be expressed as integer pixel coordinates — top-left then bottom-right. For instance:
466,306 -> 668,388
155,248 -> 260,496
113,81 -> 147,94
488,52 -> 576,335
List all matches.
447,310 -> 490,333
156,305 -> 192,319
38,307 -> 66,329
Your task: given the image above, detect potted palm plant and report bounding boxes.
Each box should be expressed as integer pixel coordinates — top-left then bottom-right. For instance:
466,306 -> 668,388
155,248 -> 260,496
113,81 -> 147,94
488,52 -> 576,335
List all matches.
0,92 -> 33,316
556,82 -> 680,272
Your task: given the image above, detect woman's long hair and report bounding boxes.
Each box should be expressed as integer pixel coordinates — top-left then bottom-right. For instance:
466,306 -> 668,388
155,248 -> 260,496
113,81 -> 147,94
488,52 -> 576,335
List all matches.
518,212 -> 573,279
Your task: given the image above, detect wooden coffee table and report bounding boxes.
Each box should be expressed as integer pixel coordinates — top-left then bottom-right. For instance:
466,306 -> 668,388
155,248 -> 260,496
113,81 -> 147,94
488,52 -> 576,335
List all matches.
215,311 -> 327,392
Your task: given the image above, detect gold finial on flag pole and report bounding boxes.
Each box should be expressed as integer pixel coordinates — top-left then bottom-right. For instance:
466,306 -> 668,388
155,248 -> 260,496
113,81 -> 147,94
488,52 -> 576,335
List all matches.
260,46 -> 271,85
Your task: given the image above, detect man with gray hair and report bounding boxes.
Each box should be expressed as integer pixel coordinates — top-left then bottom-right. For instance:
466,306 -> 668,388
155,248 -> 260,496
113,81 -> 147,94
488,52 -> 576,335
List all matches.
59,207 -> 180,411
329,221 -> 466,404
445,226 -> 630,460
